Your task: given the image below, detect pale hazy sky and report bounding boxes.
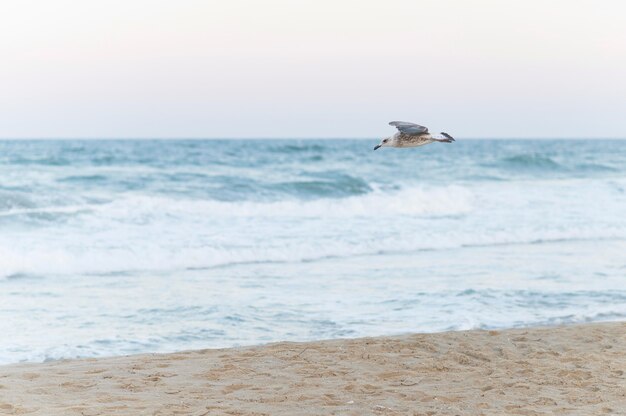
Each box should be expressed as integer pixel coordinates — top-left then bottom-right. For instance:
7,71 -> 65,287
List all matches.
1,0 -> 625,138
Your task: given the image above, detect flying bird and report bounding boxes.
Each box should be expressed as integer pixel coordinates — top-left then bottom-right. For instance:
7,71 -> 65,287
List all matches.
374,121 -> 455,150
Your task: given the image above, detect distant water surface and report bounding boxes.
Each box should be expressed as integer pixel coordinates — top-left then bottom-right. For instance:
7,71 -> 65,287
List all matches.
1,139 -> 626,364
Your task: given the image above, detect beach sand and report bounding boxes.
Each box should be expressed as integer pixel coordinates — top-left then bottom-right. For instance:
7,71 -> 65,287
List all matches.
1,322 -> 625,415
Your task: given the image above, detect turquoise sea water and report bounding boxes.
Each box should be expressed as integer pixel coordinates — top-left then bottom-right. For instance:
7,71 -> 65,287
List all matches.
1,139 -> 626,364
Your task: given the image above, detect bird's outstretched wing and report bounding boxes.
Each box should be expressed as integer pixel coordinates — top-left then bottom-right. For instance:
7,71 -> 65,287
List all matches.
389,121 -> 429,135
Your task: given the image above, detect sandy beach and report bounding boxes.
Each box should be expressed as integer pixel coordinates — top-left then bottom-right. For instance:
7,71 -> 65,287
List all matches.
0,322 -> 624,415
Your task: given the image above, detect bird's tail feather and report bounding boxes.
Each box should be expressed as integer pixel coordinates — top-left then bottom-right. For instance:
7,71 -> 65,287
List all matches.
441,131 -> 456,143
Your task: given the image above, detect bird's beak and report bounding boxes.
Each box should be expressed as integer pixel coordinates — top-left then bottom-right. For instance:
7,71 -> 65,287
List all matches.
373,144 -> 381,150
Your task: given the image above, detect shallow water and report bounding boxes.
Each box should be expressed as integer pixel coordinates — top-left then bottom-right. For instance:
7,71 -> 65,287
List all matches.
1,139 -> 625,364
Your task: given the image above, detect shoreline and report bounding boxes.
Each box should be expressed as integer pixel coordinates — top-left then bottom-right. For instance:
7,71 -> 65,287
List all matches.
1,322 -> 625,415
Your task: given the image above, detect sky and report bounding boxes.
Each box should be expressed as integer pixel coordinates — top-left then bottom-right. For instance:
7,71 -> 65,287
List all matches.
0,0 -> 625,139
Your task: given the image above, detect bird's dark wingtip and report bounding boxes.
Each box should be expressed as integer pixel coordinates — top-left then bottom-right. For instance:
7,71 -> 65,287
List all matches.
440,132 -> 455,141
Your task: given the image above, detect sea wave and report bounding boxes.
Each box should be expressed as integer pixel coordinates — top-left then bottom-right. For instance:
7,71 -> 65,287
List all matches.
267,142 -> 326,153
0,184 -> 473,220
0,184 -> 474,278
574,163 -> 619,172
0,191 -> 36,211
495,153 -> 563,171
490,153 -> 620,175
97,185 -> 474,219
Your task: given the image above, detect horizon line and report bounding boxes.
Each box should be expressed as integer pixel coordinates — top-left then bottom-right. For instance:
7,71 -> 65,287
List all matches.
1,137 -> 626,141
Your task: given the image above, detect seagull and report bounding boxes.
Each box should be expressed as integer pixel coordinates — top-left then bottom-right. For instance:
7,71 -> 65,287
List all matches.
374,121 -> 455,150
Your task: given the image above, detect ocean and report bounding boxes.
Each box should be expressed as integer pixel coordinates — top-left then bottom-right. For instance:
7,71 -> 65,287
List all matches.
1,139 -> 625,364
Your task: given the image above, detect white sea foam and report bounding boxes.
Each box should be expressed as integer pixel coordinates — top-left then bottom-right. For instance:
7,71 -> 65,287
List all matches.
1,180 -> 625,280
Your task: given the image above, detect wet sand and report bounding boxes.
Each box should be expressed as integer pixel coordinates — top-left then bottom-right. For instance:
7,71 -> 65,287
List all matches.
1,322 -> 625,415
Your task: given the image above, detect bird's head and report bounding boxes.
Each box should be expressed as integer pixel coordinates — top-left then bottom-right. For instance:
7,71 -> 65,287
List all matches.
374,137 -> 392,150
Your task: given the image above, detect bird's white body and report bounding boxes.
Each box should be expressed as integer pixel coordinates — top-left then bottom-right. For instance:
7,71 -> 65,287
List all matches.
386,132 -> 435,148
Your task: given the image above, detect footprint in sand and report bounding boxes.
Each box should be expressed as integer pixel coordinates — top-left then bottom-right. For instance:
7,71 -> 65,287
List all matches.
221,383 -> 252,394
